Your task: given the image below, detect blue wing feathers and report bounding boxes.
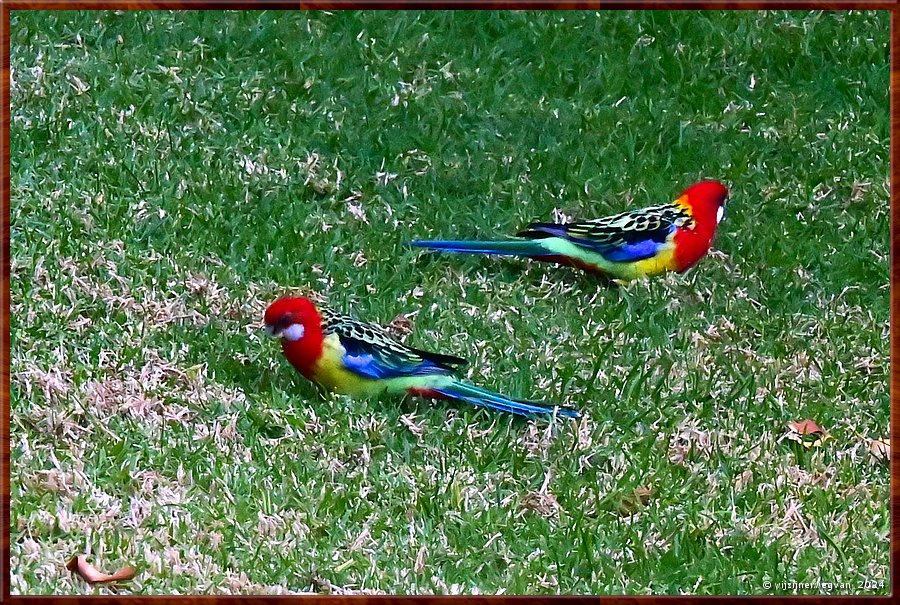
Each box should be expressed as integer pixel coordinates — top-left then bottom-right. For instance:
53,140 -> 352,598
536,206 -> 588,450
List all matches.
340,338 -> 458,380
601,239 -> 665,262
341,350 -> 452,380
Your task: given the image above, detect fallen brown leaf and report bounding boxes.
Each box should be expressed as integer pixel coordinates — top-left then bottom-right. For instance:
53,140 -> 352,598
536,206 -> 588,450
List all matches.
67,555 -> 136,585
386,314 -> 413,339
617,486 -> 654,515
415,545 -> 427,575
787,419 -> 824,435
785,419 -> 829,448
522,490 -> 560,517
734,469 -> 754,493
868,437 -> 890,461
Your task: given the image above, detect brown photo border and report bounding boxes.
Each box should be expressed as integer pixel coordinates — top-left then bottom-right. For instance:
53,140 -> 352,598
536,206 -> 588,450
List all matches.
0,1 -> 895,600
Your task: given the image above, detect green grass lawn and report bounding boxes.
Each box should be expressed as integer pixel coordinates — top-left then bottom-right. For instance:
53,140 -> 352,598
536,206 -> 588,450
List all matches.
8,9 -> 890,595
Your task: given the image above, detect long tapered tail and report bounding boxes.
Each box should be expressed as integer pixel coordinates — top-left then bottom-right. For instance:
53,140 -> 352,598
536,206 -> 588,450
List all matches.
431,380 -> 581,419
410,239 -> 550,258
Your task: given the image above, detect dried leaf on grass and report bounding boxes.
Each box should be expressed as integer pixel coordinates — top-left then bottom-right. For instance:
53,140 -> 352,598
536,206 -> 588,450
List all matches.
67,554 -> 136,585
386,314 -> 414,339
617,486 -> 654,515
734,469 -> 754,492
415,545 -> 428,575
785,419 -> 830,448
787,419 -> 824,435
399,413 -> 424,438
868,437 -> 890,461
522,490 -> 561,517
523,468 -> 560,517
310,572 -> 384,595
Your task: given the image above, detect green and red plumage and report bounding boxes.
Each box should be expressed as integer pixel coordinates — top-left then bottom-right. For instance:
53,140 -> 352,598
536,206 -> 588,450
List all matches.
411,181 -> 729,282
264,297 -> 580,419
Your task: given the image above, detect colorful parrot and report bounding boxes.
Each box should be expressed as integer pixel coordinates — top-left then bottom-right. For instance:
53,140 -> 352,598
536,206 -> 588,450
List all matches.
411,181 -> 729,282
264,296 -> 581,419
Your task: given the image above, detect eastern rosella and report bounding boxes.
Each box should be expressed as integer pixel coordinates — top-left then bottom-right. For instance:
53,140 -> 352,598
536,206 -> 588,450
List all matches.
264,296 -> 581,419
411,181 -> 729,282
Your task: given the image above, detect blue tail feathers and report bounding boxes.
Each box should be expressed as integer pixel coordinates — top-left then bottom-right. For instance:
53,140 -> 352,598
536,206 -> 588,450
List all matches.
410,239 -> 549,257
434,381 -> 581,419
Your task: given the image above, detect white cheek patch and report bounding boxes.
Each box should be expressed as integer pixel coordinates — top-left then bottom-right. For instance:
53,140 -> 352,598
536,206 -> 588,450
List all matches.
716,206 -> 725,223
282,324 -> 305,342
